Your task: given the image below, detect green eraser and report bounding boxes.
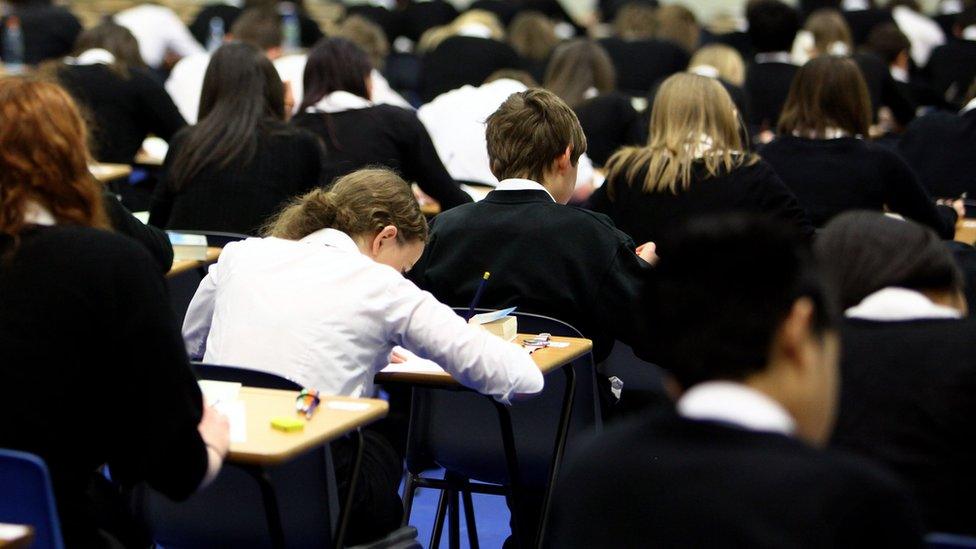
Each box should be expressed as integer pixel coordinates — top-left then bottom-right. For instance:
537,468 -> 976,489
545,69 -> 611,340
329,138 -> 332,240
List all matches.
271,416 -> 305,432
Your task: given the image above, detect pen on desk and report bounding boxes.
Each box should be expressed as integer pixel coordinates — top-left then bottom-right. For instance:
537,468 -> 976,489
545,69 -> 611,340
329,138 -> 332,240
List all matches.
467,271 -> 491,320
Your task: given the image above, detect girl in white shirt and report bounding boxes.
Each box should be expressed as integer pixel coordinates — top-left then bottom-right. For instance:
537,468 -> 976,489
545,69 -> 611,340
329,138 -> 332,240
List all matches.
183,167 -> 543,543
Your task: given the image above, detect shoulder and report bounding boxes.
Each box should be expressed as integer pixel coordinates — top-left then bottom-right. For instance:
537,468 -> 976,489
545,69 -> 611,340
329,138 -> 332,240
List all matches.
17,225 -> 159,276
371,104 -> 422,123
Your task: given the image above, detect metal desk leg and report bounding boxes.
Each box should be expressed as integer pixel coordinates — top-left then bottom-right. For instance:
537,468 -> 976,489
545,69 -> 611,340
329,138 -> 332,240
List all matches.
535,364 -> 577,549
241,464 -> 286,549
492,400 -> 524,548
335,429 -> 365,548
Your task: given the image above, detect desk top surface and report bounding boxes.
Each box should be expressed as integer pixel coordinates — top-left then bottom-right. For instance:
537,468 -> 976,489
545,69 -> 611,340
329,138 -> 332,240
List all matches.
229,387 -> 388,466
956,219 -> 976,245
168,247 -> 222,277
90,163 -> 133,183
374,334 -> 592,387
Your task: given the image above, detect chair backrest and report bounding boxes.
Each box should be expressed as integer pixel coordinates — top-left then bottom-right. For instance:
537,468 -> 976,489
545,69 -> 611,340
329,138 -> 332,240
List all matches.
135,364 -> 338,548
404,310 -> 600,487
166,230 -> 248,325
0,449 -> 64,549
928,533 -> 976,548
192,362 -> 302,391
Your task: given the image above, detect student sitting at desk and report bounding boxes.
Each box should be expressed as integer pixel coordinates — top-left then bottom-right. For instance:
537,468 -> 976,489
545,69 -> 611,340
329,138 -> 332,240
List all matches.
547,214 -> 924,548
0,77 -> 229,549
410,88 -> 657,365
150,42 -> 324,235
182,168 -> 543,545
816,211 -> 976,536
291,38 -> 473,211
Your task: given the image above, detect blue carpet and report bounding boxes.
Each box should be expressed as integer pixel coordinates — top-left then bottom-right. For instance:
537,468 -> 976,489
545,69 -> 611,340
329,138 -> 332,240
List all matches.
402,469 -> 512,548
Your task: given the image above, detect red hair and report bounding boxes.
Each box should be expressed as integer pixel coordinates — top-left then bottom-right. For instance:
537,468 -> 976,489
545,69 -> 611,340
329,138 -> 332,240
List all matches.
0,77 -> 107,237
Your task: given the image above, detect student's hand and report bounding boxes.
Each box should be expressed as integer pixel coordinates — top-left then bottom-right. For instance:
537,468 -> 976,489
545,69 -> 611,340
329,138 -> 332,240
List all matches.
937,198 -> 967,219
198,400 -> 230,458
636,242 -> 659,265
389,350 -> 408,364
572,181 -> 595,203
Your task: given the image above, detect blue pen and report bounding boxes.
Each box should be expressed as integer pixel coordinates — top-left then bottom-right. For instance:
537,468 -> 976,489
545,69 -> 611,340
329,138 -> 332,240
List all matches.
467,272 -> 491,320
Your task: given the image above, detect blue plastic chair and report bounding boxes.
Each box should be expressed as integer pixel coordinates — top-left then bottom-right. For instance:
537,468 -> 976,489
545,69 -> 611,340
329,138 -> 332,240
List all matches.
928,533 -> 976,548
0,448 -> 65,549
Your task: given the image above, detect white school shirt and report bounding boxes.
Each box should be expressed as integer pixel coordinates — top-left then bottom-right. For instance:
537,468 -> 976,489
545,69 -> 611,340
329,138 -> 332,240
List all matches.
273,53 -> 411,116
115,5 -> 204,69
892,5 -> 946,67
165,51 -> 211,123
417,78 -> 595,188
182,228 -> 544,403
677,381 -> 796,435
495,178 -> 556,202
845,287 -> 962,321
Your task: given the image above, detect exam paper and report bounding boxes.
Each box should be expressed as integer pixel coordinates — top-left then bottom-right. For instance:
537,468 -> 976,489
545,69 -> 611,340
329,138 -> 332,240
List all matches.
214,400 -> 247,443
381,347 -> 447,374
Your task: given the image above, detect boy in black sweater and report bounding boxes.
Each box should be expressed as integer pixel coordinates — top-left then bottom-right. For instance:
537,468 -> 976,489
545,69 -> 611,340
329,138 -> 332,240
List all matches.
743,0 -> 801,136
410,88 -> 656,364
547,215 -> 924,548
409,88 -> 656,547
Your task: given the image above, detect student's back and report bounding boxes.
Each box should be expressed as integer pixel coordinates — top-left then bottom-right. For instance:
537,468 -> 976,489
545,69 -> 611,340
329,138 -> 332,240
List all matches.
597,36 -> 689,96
151,123 -> 323,234
548,408 -> 922,548
836,317 -> 976,535
411,189 -> 650,361
761,136 -> 952,233
745,61 -> 798,130
0,226 -> 208,547
898,106 -> 976,197
420,35 -> 521,102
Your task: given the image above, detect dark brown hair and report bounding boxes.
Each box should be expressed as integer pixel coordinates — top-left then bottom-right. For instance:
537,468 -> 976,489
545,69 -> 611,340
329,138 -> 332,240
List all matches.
264,168 -> 428,243
485,88 -> 587,182
543,39 -> 616,108
72,20 -> 146,78
231,7 -> 283,51
777,56 -> 871,137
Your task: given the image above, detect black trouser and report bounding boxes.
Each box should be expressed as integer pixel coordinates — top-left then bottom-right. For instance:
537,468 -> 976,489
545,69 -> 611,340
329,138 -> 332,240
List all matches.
331,426 -> 405,546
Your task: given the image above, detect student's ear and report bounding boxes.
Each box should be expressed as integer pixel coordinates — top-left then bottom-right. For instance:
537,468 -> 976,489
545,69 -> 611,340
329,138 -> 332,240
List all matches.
778,297 -> 816,372
555,146 -> 573,174
371,225 -> 399,256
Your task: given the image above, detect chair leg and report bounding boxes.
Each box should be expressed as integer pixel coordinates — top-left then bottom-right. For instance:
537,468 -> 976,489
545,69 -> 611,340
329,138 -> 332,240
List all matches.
448,489 -> 461,549
430,488 -> 449,549
401,473 -> 418,527
461,484 -> 480,549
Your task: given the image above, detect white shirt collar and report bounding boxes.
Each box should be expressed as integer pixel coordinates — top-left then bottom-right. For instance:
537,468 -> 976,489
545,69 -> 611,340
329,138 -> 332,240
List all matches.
963,96 -> 976,114
23,201 -> 56,226
299,228 -> 361,253
65,48 -> 116,66
754,51 -> 794,65
891,65 -> 910,83
845,287 -> 962,321
964,25 -> 976,41
689,64 -> 720,79
494,178 -> 556,202
677,381 -> 797,435
843,0 -> 870,10
306,90 -> 373,114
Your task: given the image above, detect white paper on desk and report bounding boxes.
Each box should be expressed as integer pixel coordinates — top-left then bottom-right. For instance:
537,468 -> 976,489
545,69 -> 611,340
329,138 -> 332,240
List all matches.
198,380 -> 241,403
381,347 -> 446,374
327,401 -> 371,412
468,307 -> 517,325
213,400 -> 247,443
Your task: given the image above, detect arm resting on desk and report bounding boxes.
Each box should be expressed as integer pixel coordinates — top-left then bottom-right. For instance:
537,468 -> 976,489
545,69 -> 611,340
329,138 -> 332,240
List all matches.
385,277 -> 544,404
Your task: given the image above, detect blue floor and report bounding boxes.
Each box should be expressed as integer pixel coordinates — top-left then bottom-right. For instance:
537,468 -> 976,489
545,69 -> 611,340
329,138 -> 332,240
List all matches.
402,469 -> 511,548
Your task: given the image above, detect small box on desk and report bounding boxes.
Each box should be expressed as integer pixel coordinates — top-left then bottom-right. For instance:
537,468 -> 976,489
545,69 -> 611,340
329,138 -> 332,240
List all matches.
168,232 -> 209,261
469,310 -> 518,341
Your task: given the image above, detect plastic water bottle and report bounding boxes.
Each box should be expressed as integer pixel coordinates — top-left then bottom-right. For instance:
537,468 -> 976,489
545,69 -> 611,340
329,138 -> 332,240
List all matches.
206,17 -> 225,53
280,2 -> 301,53
2,16 -> 26,75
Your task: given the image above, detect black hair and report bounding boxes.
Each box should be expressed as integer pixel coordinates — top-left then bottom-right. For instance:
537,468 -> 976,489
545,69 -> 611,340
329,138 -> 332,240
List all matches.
650,214 -> 836,389
814,211 -> 963,310
299,37 -> 372,111
746,0 -> 801,53
169,42 -> 285,191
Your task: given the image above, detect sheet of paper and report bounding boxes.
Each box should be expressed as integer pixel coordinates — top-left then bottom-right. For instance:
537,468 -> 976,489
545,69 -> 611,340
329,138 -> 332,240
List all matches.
468,307 -> 517,325
326,401 -> 371,412
382,346 -> 447,374
214,400 -> 246,443
198,380 -> 242,404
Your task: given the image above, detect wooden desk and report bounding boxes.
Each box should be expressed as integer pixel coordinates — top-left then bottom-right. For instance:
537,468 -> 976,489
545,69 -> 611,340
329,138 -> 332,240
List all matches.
167,247 -> 222,278
0,524 -> 33,549
375,334 -> 592,386
231,387 -> 388,466
956,219 -> 976,245
89,163 -> 133,183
